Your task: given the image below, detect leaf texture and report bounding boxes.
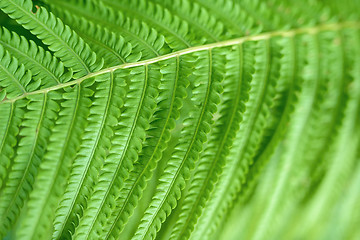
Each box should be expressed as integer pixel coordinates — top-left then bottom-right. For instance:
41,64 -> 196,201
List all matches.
0,1 -> 359,240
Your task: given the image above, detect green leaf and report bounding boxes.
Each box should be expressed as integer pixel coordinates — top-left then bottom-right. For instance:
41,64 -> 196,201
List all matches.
0,1 -> 359,240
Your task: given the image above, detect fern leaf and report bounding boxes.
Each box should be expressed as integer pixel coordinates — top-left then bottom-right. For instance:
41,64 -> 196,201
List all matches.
72,64 -> 160,239
0,44 -> 37,98
0,102 -> 24,190
170,44 -> 250,239
191,38 -> 280,239
46,8 -> 141,66
173,0 -> 259,36
16,84 -> 93,240
104,56 -> 189,240
44,0 -> 167,59
133,49 -> 223,240
0,0 -> 103,78
0,1 -> 359,239
0,26 -> 72,87
0,93 -> 59,237
152,0 -> 222,42
248,30 -> 357,240
52,72 -> 124,239
101,0 -> 196,49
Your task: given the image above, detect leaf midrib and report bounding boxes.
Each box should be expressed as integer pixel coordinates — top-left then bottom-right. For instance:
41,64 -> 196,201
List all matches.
1,21 -> 359,104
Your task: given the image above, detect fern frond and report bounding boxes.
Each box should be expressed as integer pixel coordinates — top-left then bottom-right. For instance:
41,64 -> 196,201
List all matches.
45,8 -> 141,66
43,0 -> 167,59
16,84 -> 93,240
0,46 -> 34,98
72,64 -> 160,240
103,56 -> 188,239
0,26 -> 72,87
152,0 -> 222,42
0,0 -> 103,78
227,31 -> 350,240
52,72 -> 125,239
170,44 -> 249,239
277,28 -> 360,240
100,0 -> 196,49
133,49 -> 223,240
0,93 -> 59,237
184,0 -> 262,36
190,38 -> 280,239
0,102 -> 24,189
0,1 -> 359,238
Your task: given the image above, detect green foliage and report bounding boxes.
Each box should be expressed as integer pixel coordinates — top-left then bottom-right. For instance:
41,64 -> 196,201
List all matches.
0,0 -> 359,239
